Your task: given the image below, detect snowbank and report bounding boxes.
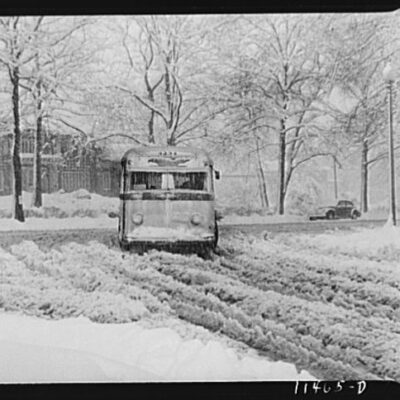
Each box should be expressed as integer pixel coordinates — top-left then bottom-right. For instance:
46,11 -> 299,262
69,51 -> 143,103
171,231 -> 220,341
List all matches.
0,313 -> 315,383
0,216 -> 117,231
0,190 -> 118,219
1,238 -> 398,380
1,190 -> 397,228
360,202 -> 400,221
0,190 -> 309,228
0,340 -> 156,383
284,225 -> 400,260
0,214 -> 308,231
221,214 -> 305,225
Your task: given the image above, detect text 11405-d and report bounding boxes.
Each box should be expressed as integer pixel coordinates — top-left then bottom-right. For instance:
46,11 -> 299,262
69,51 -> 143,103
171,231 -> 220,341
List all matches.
294,381 -> 367,395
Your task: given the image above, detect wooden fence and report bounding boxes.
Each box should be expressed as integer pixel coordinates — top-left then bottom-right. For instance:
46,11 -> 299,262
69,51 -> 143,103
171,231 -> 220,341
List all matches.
60,168 -> 91,192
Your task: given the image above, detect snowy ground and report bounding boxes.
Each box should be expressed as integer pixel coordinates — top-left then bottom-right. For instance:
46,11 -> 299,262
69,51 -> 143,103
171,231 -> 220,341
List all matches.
0,215 -> 307,231
0,216 -> 116,231
0,312 -> 314,383
1,227 -> 399,381
0,190 -> 306,230
278,223 -> 400,261
0,190 -> 396,230
0,190 -> 304,229
0,190 -> 118,219
0,190 -> 399,382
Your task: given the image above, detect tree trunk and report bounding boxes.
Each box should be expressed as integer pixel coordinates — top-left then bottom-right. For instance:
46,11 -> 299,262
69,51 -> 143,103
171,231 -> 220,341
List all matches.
32,86 -> 43,208
277,66 -> 289,215
255,137 -> 269,209
11,67 -> 25,222
148,111 -> 155,144
277,125 -> 286,215
360,140 -> 369,213
147,88 -> 156,144
90,153 -> 98,193
167,136 -> 176,146
333,157 -> 338,200
164,68 -> 173,145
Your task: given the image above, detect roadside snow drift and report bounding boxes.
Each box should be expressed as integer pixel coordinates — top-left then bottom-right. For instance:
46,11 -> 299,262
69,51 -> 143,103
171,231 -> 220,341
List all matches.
0,188 -> 311,235
0,190 -> 118,219
1,231 -> 399,381
0,190 -> 308,228
0,216 -> 117,231
1,195 -> 399,383
279,224 -> 400,261
0,313 -> 314,382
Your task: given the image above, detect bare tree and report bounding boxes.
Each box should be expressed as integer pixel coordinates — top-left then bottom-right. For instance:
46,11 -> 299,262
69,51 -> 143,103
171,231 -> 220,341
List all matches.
20,16 -> 93,207
241,15 -> 337,214
216,64 -> 272,209
107,15 -> 229,146
0,16 -> 45,221
326,14 -> 397,213
118,17 -> 164,144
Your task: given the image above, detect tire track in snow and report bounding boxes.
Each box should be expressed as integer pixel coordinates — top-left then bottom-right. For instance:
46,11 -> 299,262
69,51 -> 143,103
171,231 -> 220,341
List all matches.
116,250 -> 378,380
214,243 -> 400,324
2,233 -> 398,380
137,250 -> 397,381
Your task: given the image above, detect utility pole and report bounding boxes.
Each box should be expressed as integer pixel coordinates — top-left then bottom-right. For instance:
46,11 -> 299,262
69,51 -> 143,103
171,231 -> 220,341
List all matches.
383,63 -> 397,226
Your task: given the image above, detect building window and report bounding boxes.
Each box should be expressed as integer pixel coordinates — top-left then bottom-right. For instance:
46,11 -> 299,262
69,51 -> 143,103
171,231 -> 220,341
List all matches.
22,168 -> 34,189
0,138 -> 10,157
21,139 -> 27,153
101,171 -> 111,191
28,169 -> 34,187
21,138 -> 34,154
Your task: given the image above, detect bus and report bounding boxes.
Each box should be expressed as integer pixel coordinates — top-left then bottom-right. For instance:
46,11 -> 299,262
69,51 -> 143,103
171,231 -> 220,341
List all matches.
117,146 -> 220,255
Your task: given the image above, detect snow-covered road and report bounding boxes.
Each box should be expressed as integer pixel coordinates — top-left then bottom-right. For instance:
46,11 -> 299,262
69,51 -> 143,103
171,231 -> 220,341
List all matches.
1,227 -> 399,381
0,218 -> 391,253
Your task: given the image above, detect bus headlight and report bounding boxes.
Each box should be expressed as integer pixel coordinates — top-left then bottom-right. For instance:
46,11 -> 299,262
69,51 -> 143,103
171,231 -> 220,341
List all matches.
132,213 -> 143,225
190,213 -> 202,225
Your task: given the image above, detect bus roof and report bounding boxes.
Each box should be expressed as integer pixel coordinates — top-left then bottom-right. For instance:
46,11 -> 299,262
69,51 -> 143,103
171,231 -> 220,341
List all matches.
121,146 -> 213,168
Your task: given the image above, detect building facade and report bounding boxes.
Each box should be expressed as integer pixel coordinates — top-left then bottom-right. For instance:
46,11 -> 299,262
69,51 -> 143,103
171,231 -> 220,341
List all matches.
0,130 -> 120,197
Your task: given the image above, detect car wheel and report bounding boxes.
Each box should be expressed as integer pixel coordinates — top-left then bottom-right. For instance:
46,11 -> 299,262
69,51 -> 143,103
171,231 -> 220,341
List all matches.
326,211 -> 335,220
351,212 -> 359,220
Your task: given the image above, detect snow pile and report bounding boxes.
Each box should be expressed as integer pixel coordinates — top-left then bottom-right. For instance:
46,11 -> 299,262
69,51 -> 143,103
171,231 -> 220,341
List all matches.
0,216 -> 117,231
0,241 -> 164,323
282,225 -> 400,260
215,236 -> 400,380
222,214 -> 305,225
361,202 -> 400,221
0,312 -> 315,382
0,214 -> 308,231
0,189 -> 310,228
0,190 -> 119,219
0,339 -> 155,383
2,238 -> 398,380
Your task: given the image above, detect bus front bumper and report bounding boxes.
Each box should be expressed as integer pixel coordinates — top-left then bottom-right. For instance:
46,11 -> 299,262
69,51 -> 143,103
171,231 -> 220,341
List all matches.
120,234 -> 215,252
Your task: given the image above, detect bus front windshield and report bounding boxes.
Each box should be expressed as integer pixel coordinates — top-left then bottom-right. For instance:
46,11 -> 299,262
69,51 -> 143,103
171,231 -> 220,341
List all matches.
130,171 -> 208,191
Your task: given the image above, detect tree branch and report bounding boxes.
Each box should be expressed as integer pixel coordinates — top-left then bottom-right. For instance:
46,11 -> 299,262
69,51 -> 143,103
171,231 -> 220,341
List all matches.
115,85 -> 169,126
292,152 -> 334,170
85,133 -> 144,146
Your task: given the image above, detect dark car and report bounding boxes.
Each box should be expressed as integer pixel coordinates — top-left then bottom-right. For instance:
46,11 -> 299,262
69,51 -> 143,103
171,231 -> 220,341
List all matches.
309,200 -> 361,221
